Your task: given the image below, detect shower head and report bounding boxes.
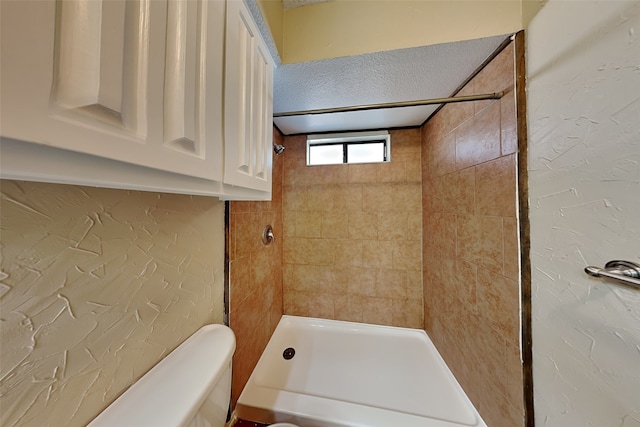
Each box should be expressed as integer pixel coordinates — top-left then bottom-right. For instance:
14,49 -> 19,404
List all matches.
273,143 -> 285,155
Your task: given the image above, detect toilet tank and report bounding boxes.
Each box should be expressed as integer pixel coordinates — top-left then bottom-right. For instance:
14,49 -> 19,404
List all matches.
88,324 -> 236,427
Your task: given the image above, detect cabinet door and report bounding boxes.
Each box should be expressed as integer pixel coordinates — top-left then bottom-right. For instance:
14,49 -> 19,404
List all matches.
224,0 -> 274,193
0,0 -> 223,181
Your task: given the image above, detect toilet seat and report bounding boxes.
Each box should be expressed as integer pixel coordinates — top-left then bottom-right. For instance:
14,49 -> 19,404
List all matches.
270,423 -> 299,427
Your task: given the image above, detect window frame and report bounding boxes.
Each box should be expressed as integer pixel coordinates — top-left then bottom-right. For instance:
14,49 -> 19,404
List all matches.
306,131 -> 391,166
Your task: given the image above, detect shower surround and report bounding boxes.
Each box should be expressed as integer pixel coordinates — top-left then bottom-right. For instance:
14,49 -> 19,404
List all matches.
421,42 -> 523,427
282,129 -> 423,328
229,41 -> 524,425
228,128 -> 285,404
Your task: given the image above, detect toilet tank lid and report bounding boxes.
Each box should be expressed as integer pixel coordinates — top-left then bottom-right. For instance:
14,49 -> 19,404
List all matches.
88,324 -> 236,427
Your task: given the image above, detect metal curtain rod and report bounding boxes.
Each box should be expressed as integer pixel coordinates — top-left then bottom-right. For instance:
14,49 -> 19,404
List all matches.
273,92 -> 504,118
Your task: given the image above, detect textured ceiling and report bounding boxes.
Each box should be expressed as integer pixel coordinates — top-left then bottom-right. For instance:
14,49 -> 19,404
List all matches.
243,0 -> 510,136
273,35 -> 509,135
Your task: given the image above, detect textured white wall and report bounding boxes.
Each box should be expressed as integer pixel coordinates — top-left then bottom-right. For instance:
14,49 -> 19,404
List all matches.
0,181 -> 226,427
527,1 -> 640,426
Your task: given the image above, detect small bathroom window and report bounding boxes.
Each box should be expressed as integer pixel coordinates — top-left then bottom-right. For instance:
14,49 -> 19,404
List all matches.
307,131 -> 390,166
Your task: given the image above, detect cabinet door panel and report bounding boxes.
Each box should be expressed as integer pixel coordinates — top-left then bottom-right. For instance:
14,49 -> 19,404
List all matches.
52,0 -> 147,137
224,0 -> 274,193
252,45 -> 273,181
164,0 -> 197,151
163,0 -> 224,166
1,0 -> 223,181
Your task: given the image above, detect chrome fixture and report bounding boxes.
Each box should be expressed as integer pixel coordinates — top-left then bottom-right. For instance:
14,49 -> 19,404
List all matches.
584,260 -> 640,289
273,143 -> 285,155
273,92 -> 504,118
262,224 -> 275,245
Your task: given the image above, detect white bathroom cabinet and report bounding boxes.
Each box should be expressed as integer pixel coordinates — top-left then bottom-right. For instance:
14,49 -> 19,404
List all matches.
224,0 -> 274,193
0,0 -> 274,200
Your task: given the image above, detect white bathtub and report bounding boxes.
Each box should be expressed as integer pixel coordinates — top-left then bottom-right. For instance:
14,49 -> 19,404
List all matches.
236,316 -> 486,427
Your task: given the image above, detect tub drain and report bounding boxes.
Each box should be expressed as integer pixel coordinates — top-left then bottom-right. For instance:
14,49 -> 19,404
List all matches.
282,347 -> 295,360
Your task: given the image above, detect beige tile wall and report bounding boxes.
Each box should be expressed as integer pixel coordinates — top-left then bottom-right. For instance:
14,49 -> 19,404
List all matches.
229,128 -> 284,406
422,42 -> 524,427
0,181 -> 225,427
282,129 -> 423,328
229,46 -> 524,423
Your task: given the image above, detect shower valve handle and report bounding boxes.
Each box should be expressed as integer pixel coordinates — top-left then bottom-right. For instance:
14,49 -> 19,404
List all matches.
262,225 -> 275,245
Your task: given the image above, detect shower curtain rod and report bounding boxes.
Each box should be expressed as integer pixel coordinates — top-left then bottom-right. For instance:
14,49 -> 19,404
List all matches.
273,91 -> 504,118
